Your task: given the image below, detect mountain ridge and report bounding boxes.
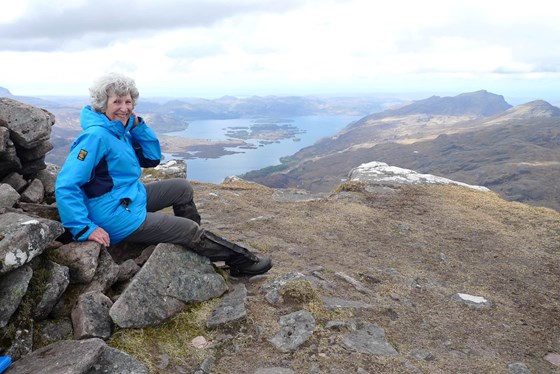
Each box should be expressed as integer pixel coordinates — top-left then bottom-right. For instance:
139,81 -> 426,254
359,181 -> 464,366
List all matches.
359,89 -> 511,121
243,93 -> 560,211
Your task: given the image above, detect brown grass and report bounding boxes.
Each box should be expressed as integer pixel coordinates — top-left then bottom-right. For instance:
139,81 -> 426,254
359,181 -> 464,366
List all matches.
108,180 -> 560,373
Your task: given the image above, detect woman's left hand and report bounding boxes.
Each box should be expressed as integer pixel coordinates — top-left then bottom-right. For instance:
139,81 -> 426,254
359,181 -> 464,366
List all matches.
132,111 -> 140,128
88,227 -> 110,247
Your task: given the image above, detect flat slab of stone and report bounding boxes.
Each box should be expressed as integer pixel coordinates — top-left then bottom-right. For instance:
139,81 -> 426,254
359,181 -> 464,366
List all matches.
88,346 -> 149,374
0,183 -> 20,209
255,368 -> 297,374
82,249 -> 120,293
0,265 -> 33,328
508,362 -> 531,373
72,291 -> 113,339
268,310 -> 316,352
321,296 -> 374,310
33,260 -> 70,321
110,243 -> 228,328
0,212 -> 64,274
545,353 -> 560,367
207,283 -> 247,329
0,98 -> 54,149
47,241 -> 101,284
342,323 -> 398,356
36,318 -> 73,346
5,338 -> 106,374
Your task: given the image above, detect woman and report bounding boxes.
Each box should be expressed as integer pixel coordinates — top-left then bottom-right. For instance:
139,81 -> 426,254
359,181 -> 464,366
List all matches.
55,73 -> 272,276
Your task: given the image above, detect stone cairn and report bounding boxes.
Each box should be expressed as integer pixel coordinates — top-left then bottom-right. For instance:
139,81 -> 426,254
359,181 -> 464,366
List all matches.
0,98 -> 226,373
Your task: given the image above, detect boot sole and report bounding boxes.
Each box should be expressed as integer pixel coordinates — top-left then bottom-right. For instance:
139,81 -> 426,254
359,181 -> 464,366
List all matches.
230,261 -> 273,276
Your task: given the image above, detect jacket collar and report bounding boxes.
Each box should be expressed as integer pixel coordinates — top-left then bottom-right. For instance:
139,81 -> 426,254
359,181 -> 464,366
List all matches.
80,105 -> 132,137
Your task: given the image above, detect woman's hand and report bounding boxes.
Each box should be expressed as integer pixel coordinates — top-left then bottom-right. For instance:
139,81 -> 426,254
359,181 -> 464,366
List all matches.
88,227 -> 110,247
132,111 -> 141,128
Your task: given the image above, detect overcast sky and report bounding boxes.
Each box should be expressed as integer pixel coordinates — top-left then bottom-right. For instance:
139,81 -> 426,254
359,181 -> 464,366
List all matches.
0,0 -> 558,103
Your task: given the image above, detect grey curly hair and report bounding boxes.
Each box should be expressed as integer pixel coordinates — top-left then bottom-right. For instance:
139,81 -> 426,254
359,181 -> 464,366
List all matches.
89,73 -> 140,112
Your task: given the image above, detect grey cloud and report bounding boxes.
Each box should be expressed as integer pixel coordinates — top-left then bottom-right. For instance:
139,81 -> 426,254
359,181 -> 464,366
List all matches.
494,61 -> 560,74
167,44 -> 225,59
0,0 -> 303,51
531,62 -> 560,73
492,67 -> 530,74
393,12 -> 557,54
393,18 -> 560,75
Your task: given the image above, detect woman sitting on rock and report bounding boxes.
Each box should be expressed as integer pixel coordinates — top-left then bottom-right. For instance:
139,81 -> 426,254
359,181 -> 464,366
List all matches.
55,72 -> 272,276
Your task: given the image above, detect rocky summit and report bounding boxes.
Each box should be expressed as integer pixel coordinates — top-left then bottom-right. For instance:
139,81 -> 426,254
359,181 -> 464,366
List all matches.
1,98 -> 560,373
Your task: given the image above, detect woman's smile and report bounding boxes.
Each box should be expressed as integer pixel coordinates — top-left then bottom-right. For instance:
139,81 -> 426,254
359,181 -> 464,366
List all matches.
106,93 -> 133,124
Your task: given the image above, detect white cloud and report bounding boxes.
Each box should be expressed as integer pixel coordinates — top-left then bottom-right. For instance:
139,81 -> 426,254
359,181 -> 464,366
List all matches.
0,0 -> 303,50
0,2 -> 27,23
1,0 -> 559,101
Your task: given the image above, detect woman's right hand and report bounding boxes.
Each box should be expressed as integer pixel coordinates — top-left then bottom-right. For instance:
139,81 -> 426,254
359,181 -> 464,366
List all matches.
88,227 -> 110,247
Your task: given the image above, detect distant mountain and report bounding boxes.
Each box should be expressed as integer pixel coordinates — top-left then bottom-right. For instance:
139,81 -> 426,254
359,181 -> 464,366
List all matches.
382,90 -> 511,116
243,92 -> 560,211
483,100 -> 560,124
344,90 -> 511,132
0,87 -> 68,109
141,94 -> 389,123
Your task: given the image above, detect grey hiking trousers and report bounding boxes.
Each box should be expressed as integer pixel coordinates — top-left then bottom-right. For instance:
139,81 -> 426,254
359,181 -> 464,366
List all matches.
124,178 -> 204,248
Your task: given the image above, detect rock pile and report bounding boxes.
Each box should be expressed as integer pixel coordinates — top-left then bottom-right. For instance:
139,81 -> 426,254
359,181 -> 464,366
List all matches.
0,98 -> 55,183
0,99 -> 224,372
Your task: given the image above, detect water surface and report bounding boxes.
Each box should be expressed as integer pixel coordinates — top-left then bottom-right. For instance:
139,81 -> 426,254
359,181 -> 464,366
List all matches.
163,115 -> 359,183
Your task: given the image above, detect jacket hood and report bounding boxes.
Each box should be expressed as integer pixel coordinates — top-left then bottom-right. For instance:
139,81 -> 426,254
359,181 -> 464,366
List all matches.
80,105 -> 132,137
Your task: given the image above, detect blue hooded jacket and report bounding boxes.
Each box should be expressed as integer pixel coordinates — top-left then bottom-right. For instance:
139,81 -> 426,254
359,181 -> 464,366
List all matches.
55,105 -> 161,244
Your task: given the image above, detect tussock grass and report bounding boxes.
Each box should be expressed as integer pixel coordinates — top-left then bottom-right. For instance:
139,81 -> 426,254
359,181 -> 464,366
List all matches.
280,279 -> 319,304
140,168 -> 173,181
333,180 -> 366,193
108,301 -> 219,372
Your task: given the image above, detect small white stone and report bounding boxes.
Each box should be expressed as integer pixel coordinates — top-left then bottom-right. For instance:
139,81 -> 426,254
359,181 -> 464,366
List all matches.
191,335 -> 209,349
457,293 -> 487,304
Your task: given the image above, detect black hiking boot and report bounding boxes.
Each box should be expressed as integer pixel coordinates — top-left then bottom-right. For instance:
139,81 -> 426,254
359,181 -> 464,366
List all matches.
228,253 -> 273,277
195,231 -> 272,276
174,201 -> 201,225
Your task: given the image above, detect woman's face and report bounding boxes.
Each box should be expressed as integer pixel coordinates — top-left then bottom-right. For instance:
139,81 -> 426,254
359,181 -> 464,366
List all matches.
105,93 -> 133,125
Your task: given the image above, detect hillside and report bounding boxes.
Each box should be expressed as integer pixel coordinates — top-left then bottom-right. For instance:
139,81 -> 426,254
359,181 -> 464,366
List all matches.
109,178 -> 560,373
243,92 -> 560,211
2,94 -> 560,373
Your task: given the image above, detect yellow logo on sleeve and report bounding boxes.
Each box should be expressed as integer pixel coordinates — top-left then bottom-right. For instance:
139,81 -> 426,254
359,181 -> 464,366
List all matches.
77,149 -> 88,161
